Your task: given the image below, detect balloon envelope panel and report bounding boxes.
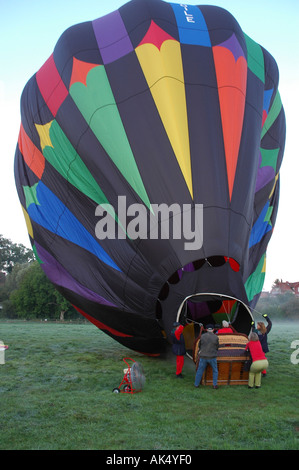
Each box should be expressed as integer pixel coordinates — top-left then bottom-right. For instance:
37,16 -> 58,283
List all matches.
14,0 -> 285,354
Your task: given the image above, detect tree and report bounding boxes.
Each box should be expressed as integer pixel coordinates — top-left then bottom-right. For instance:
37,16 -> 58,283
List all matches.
10,262 -> 53,319
0,262 -> 32,318
10,261 -> 78,320
0,234 -> 34,274
0,235 -> 34,318
53,290 -> 74,321
0,235 -> 79,320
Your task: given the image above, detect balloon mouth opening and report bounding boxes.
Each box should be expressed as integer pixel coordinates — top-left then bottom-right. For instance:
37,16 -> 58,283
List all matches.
154,255 -> 248,328
155,256 -> 241,317
177,293 -> 252,325
173,293 -> 252,352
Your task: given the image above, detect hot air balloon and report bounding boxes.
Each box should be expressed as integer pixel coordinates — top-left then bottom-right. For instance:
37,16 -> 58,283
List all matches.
14,0 -> 285,355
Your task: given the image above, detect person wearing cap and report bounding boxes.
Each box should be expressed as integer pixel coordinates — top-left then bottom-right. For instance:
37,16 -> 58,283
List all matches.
171,322 -> 186,378
216,320 -> 234,334
194,324 -> 219,389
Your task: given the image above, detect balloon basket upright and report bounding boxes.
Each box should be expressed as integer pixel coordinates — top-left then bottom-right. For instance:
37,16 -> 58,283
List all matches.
112,357 -> 145,394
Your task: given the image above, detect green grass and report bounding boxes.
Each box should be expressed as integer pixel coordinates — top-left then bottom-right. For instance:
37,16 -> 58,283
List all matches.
0,320 -> 298,450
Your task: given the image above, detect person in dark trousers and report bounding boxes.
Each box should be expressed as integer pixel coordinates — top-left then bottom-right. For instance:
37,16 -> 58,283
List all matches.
252,314 -> 272,376
194,325 -> 219,389
171,322 -> 186,378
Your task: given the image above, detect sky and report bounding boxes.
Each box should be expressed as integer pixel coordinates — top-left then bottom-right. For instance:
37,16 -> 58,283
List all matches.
0,0 -> 298,291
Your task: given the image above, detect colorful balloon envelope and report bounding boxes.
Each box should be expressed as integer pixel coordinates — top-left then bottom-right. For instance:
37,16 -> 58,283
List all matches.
15,0 -> 285,354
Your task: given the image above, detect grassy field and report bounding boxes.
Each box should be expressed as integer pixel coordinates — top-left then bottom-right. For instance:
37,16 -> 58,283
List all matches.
0,320 -> 298,451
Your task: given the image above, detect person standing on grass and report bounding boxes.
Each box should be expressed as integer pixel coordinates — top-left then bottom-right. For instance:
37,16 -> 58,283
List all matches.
171,322 -> 186,378
245,332 -> 269,388
194,325 -> 219,389
252,313 -> 272,376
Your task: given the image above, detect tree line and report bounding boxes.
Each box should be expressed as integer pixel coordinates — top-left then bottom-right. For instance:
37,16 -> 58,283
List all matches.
255,291 -> 299,321
0,234 -> 79,321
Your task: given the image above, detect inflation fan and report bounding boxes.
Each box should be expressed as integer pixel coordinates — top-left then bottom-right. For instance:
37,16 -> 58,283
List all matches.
113,358 -> 145,394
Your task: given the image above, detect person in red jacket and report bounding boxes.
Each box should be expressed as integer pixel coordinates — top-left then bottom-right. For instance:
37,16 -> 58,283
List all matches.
251,313 -> 272,376
171,322 -> 186,378
245,332 -> 269,388
216,320 -> 234,334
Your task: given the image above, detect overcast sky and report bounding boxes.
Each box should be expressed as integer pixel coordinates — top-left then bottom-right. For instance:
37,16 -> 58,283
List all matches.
1,0 -> 298,290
